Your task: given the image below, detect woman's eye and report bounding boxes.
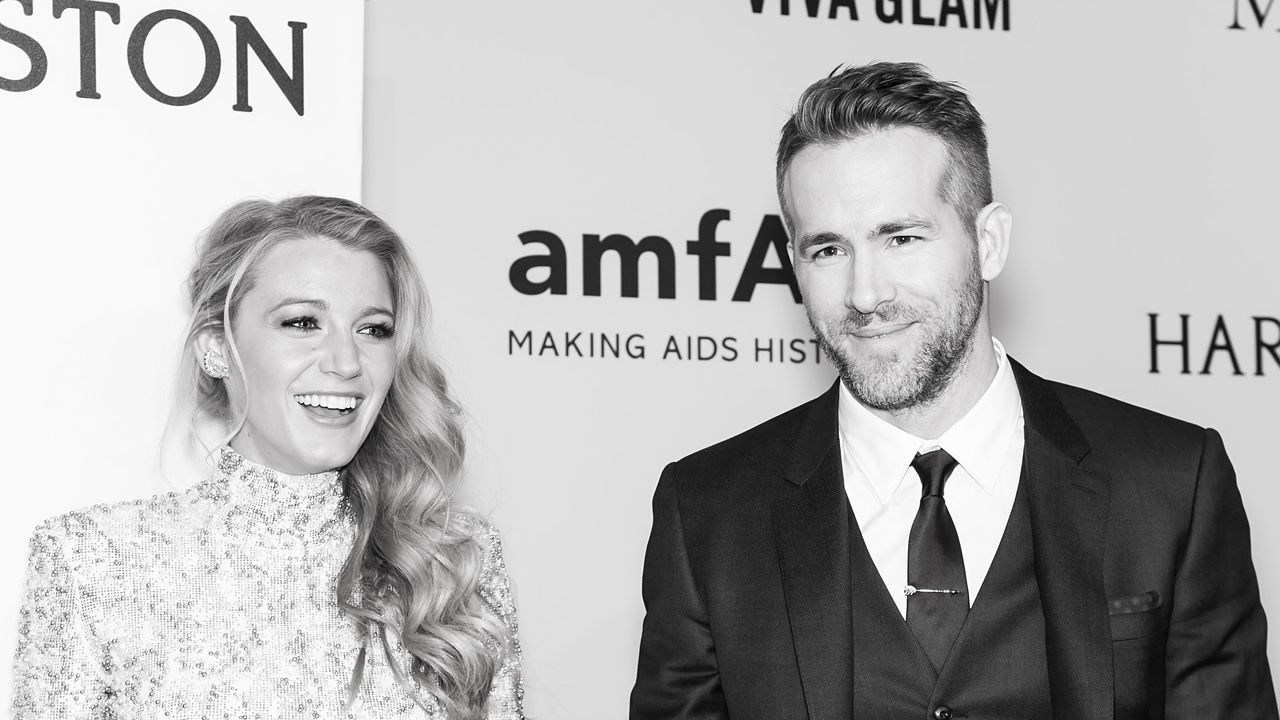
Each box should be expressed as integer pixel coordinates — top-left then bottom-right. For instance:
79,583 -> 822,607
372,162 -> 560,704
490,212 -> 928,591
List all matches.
359,323 -> 395,339
282,316 -> 319,331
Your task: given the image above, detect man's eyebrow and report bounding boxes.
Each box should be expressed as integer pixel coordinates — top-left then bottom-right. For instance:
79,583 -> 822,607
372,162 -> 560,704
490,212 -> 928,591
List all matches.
796,218 -> 938,252
794,231 -> 847,254
869,217 -> 936,239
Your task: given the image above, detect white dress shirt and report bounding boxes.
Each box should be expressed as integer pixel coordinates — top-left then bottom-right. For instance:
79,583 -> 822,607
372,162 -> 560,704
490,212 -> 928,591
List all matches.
838,338 -> 1025,618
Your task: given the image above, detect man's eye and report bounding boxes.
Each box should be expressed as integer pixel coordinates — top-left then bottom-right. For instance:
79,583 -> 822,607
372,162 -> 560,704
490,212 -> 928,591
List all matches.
813,246 -> 846,259
890,235 -> 922,247
282,316 -> 319,330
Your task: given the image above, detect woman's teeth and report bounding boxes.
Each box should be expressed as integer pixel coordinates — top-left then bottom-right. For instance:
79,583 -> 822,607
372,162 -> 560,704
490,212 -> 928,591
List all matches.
294,394 -> 360,413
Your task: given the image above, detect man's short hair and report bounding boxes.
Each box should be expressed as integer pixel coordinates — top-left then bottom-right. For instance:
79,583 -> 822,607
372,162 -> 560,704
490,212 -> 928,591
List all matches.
776,62 -> 993,237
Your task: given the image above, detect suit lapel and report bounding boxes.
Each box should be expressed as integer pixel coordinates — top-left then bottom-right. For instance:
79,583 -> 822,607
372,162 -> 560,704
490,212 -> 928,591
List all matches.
1012,360 -> 1114,720
773,383 -> 855,720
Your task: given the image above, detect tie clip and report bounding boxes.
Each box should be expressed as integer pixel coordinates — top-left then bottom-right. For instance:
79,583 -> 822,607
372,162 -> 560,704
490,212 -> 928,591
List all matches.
904,585 -> 964,596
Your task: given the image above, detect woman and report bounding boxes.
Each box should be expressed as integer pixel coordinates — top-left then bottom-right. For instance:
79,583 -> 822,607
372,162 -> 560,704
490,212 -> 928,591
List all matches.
12,197 -> 523,719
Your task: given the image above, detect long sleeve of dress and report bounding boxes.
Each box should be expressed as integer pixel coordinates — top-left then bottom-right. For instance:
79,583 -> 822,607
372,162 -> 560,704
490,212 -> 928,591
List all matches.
12,520 -> 112,719
477,524 -> 525,720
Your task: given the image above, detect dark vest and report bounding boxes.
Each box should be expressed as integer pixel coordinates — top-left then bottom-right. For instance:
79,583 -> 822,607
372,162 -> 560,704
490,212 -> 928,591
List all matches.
850,480 -> 1054,719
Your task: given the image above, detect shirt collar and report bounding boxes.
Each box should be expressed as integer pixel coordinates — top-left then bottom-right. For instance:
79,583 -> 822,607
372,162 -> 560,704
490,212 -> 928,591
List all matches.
837,338 -> 1023,504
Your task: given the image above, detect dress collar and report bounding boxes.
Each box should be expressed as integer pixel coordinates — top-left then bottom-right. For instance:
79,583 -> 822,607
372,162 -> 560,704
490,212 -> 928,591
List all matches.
196,446 -> 349,546
838,337 -> 1023,504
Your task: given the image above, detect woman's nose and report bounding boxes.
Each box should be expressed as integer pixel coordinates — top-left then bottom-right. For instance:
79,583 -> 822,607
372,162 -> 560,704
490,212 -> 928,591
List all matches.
318,332 -> 362,379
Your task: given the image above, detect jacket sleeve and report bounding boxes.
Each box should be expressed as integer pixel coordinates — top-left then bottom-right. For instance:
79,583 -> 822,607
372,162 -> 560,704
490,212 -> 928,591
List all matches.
1164,429 -> 1278,718
630,462 -> 728,720
11,522 -> 112,720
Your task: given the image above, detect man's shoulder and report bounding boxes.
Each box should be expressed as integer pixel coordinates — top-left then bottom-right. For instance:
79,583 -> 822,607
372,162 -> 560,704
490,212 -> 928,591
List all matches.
1018,362 -> 1211,461
665,386 -> 834,495
1044,376 -> 1203,430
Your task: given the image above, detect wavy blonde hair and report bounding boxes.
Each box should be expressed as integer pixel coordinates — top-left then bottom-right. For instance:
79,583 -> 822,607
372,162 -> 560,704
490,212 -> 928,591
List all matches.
173,196 -> 508,718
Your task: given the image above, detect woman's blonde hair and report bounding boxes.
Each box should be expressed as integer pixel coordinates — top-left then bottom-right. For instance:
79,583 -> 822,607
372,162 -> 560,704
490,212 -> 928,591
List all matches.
174,196 -> 507,717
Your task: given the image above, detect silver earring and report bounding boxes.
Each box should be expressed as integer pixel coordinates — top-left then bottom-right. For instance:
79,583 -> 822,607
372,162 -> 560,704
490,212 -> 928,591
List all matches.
201,349 -> 230,379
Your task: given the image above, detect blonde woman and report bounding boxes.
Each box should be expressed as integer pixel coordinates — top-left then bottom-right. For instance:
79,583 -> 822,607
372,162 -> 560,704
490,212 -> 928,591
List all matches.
13,196 -> 522,719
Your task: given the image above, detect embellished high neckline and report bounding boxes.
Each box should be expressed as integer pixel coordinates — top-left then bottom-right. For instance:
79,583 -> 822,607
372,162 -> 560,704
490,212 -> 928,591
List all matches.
217,446 -> 343,498
197,446 -> 351,547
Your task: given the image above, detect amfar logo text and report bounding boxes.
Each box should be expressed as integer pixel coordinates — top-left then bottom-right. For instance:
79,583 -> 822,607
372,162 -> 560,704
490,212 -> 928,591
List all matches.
1229,0 -> 1280,29
0,0 -> 305,114
509,210 -> 800,303
750,0 -> 1010,30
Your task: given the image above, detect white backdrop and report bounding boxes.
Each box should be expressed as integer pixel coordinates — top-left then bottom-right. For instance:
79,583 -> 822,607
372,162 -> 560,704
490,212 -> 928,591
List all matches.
0,0 -> 363,702
364,1 -> 1280,717
4,0 -> 1277,716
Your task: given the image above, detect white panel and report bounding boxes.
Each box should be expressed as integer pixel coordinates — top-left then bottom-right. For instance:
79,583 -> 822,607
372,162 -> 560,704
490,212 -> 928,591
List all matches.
0,0 -> 363,699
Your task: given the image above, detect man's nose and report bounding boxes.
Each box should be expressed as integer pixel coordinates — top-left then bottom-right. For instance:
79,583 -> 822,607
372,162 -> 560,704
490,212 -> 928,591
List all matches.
846,252 -> 895,315
318,331 -> 362,379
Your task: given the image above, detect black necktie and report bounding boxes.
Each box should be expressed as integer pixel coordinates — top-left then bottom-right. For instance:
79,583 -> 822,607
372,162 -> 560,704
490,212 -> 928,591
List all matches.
907,448 -> 969,670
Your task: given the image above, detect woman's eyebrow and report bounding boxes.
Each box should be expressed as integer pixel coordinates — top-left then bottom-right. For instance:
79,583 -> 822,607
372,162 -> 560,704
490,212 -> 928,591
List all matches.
269,297 -> 328,312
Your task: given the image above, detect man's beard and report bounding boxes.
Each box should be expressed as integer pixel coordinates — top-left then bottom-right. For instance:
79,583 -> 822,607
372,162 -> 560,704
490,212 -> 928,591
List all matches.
808,263 -> 985,412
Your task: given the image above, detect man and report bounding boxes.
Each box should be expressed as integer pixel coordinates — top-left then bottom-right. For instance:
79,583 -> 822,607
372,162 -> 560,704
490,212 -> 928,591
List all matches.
630,62 -> 1277,719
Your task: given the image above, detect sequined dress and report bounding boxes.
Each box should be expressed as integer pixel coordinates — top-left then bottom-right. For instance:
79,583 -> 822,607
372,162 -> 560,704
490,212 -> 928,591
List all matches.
12,449 -> 524,719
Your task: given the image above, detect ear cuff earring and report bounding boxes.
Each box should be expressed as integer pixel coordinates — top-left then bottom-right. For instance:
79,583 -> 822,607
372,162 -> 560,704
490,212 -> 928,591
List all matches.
201,349 -> 230,379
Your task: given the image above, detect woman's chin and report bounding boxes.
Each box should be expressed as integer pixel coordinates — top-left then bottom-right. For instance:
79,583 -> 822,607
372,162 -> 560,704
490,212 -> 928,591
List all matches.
293,447 -> 356,474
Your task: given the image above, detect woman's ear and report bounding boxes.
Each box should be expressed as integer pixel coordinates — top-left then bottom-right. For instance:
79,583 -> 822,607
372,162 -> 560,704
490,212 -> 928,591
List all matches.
196,331 -> 230,380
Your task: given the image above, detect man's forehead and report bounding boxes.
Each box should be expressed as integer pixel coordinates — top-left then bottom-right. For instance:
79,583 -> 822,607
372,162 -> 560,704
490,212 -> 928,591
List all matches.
785,129 -> 951,223
790,128 -> 949,181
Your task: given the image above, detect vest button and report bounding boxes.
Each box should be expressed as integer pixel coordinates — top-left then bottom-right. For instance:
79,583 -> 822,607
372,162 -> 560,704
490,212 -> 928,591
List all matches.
934,707 -> 954,720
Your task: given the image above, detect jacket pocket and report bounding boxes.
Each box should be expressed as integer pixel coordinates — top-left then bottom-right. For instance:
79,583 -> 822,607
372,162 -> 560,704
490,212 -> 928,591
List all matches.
1108,591 -> 1165,641
1109,591 -> 1167,718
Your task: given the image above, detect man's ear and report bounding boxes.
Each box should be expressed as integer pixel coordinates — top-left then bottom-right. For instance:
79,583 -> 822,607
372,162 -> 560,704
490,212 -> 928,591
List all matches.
975,201 -> 1012,282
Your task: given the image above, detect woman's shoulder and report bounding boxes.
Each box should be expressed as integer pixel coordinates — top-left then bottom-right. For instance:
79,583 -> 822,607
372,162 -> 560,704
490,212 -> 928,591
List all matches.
454,513 -> 516,617
455,512 -> 501,549
455,513 -> 511,577
29,489 -> 191,560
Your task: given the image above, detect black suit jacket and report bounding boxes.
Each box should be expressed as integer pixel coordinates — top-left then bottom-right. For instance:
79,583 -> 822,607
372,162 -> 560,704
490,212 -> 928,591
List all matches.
630,360 -> 1277,719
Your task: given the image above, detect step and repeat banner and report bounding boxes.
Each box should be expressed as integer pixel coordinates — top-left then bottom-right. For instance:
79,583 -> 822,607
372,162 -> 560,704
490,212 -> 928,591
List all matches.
364,1 -> 1280,717
0,0 -> 362,700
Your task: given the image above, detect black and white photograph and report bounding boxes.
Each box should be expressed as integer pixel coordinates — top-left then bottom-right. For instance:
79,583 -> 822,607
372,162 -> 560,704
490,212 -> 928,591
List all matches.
3,1 -> 1278,718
